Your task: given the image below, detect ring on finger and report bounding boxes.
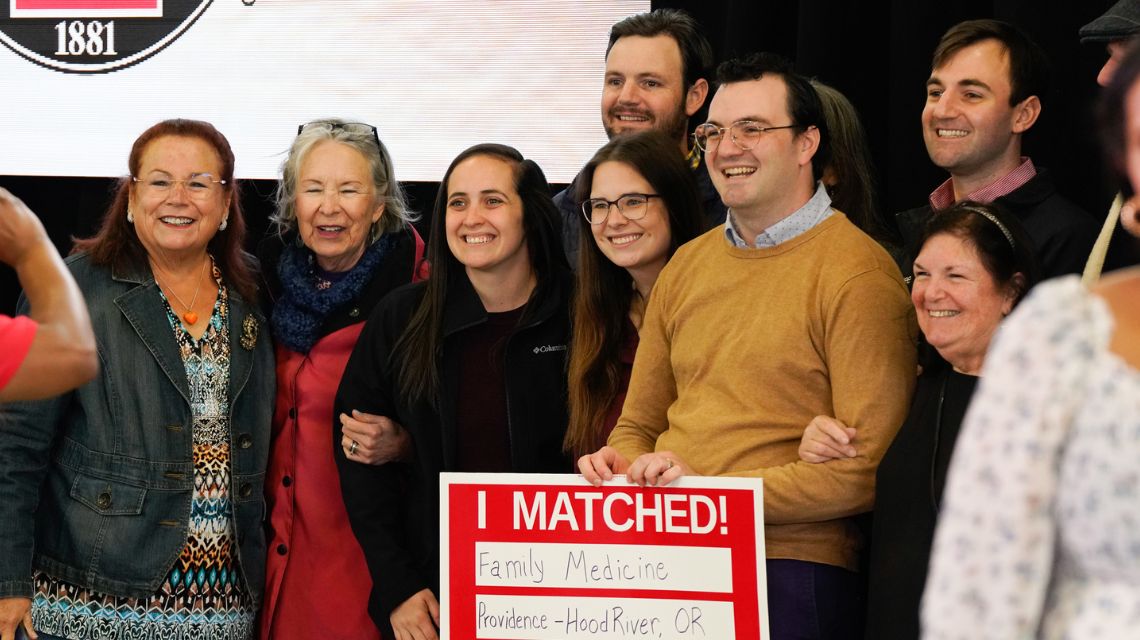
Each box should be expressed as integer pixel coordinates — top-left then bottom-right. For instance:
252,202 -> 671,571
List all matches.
665,458 -> 674,470
349,440 -> 359,455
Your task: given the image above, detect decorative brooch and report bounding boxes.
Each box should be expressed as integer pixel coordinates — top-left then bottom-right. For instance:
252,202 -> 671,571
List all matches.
240,315 -> 259,351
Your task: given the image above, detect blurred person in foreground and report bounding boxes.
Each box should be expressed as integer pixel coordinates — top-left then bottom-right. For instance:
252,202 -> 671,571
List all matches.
921,40 -> 1140,639
0,119 -> 273,640
0,187 -> 96,402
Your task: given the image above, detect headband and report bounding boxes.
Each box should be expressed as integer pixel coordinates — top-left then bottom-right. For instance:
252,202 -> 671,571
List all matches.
959,205 -> 1016,250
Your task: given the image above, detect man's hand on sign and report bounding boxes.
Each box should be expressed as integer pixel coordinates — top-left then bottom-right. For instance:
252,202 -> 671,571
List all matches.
578,445 -> 630,486
627,451 -> 693,487
390,588 -> 439,640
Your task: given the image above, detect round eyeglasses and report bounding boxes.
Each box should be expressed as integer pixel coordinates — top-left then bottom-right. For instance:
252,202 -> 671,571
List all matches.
692,120 -> 800,152
581,193 -> 661,225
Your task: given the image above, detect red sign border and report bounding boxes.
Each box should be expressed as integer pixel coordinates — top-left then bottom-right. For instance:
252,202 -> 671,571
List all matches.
440,473 -> 769,640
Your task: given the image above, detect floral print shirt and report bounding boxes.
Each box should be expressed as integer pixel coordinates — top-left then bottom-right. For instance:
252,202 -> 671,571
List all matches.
923,276 -> 1140,639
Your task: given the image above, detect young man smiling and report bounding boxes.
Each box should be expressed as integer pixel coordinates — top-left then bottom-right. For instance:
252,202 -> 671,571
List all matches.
896,19 -> 1098,279
554,9 -> 724,265
582,53 -> 917,639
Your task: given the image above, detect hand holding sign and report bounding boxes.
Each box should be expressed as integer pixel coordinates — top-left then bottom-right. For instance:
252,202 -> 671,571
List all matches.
441,474 -> 769,639
627,451 -> 694,487
577,445 -> 630,486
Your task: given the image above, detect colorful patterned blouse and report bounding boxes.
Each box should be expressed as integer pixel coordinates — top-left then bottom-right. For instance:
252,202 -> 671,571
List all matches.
32,278 -> 255,640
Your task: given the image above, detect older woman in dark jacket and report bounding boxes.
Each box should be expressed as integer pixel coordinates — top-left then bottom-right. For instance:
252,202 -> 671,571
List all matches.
798,201 -> 1039,640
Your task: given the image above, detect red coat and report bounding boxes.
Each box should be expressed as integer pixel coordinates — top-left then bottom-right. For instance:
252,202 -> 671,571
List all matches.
262,329 -> 377,640
259,229 -> 426,640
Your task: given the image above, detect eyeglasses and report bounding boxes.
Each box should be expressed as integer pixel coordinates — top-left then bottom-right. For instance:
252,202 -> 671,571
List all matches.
581,193 -> 661,225
132,174 -> 226,200
693,120 -> 801,152
297,121 -> 382,149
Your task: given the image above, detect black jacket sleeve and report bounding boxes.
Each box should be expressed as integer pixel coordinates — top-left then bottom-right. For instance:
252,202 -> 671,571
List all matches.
333,285 -> 428,631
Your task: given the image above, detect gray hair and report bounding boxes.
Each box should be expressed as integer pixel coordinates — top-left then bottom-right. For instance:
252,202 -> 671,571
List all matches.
272,118 -> 416,240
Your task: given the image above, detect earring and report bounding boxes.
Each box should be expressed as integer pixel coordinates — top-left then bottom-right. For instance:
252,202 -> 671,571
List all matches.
219,218 -> 228,231
127,209 -> 134,223
1123,198 -> 1140,237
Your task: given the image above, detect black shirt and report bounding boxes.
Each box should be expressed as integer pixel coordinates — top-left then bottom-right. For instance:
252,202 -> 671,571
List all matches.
865,366 -> 979,640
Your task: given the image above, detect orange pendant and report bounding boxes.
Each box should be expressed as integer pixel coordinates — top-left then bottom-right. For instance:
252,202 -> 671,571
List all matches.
183,311 -> 199,325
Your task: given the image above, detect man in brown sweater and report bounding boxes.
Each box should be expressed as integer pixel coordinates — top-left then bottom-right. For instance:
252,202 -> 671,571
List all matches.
579,53 -> 917,639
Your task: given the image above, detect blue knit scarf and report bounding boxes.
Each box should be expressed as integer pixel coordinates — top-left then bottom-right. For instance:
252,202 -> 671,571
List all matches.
272,234 -> 395,353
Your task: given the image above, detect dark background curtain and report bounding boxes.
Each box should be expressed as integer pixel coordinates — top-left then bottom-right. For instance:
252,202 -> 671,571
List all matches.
666,0 -> 1118,216
0,0 -> 1123,313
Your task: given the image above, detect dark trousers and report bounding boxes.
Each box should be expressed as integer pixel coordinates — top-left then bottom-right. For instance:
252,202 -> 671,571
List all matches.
767,559 -> 864,640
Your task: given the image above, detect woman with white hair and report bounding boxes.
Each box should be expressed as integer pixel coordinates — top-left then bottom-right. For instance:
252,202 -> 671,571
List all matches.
258,119 -> 426,640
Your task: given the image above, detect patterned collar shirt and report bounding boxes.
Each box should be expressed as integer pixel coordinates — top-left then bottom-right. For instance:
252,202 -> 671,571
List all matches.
724,181 -> 834,249
928,157 -> 1037,210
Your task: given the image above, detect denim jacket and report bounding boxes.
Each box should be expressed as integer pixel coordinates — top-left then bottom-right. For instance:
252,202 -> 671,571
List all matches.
0,253 -> 274,601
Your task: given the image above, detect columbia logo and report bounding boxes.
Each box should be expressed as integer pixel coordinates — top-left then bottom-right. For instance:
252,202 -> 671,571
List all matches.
533,344 -> 567,354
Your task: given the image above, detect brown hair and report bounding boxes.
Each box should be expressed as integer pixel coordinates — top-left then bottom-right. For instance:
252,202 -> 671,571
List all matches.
394,143 -> 569,404
931,19 -> 1049,107
565,131 -> 705,457
916,201 -> 1039,307
72,119 -> 258,302
811,80 -> 892,244
607,9 -> 713,91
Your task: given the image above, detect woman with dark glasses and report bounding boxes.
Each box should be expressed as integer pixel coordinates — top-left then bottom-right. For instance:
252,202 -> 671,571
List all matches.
257,119 -> 427,640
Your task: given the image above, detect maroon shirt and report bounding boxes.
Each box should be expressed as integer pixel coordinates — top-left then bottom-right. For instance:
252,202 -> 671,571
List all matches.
600,319 -> 640,449
455,305 -> 525,472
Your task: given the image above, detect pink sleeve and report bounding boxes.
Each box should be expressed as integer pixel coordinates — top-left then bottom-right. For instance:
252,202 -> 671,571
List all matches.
0,315 -> 38,391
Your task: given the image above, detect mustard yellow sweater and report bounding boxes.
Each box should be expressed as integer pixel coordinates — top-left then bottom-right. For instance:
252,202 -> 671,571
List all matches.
609,212 -> 917,571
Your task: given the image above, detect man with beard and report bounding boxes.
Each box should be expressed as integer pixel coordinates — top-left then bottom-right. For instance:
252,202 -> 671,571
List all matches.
580,53 -> 917,639
554,9 -> 723,265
